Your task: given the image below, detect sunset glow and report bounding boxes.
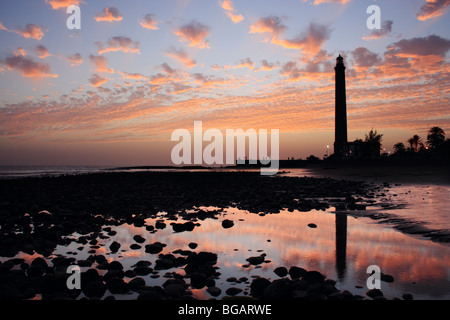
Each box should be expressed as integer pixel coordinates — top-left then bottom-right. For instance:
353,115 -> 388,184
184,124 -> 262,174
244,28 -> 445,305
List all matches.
0,0 -> 449,165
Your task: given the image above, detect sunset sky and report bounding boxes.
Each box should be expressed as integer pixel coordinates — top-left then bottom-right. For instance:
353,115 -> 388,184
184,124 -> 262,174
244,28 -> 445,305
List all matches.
0,0 -> 449,166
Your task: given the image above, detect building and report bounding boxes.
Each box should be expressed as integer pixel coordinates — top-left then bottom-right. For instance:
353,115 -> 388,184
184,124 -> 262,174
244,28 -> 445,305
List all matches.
334,55 -> 348,159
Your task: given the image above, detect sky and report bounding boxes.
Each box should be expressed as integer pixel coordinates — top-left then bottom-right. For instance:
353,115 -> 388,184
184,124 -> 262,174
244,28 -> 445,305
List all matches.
0,0 -> 449,166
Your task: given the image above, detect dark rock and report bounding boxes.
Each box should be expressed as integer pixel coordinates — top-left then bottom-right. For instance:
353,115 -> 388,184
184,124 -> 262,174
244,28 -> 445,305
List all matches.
137,286 -> 165,300
250,278 -> 271,298
106,277 -> 129,294
82,280 -> 106,299
133,235 -> 146,243
107,261 -> 123,270
366,288 -> 384,299
164,283 -> 186,299
307,223 -> 317,228
172,221 -> 195,233
289,266 -> 307,279
226,277 -> 238,283
129,277 -> 146,290
381,273 -> 394,283
109,241 -> 121,253
274,267 -> 288,277
226,287 -> 243,296
103,270 -> 124,282
246,253 -> 266,265
327,292 -> 345,300
402,293 -> 413,300
134,266 -> 153,276
30,257 -> 48,269
302,271 -> 325,284
136,260 -> 152,267
188,242 -> 198,249
263,279 -> 291,300
124,269 -> 136,278
189,272 -> 207,289
207,286 -> 221,297
155,221 -> 166,229
222,219 -> 234,229
145,242 -> 166,254
130,244 -> 141,250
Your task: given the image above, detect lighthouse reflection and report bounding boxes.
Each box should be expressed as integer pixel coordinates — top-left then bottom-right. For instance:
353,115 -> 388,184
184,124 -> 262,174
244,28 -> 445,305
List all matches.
335,212 -> 348,281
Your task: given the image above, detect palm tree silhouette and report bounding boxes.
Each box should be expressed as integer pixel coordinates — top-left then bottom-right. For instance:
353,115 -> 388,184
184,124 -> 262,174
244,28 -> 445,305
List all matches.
407,135 -> 423,152
364,129 -> 383,150
426,126 -> 445,149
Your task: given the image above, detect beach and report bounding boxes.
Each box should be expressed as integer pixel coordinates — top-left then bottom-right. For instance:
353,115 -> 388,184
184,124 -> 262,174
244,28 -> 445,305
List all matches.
0,169 -> 449,301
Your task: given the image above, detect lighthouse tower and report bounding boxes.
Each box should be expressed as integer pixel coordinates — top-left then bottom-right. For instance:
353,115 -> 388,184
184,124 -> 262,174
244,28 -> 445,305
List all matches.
334,55 -> 348,159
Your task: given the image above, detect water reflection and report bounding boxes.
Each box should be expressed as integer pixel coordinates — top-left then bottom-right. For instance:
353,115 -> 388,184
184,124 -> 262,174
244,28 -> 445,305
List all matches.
335,212 -> 347,281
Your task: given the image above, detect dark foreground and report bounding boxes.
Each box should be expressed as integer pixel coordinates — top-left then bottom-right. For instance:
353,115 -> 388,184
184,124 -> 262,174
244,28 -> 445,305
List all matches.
0,172 -> 432,300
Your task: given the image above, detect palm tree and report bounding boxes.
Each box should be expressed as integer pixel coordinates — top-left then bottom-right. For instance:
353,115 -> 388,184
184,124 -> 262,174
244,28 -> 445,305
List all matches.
393,142 -> 406,154
407,135 -> 423,152
364,129 -> 383,150
426,126 -> 445,149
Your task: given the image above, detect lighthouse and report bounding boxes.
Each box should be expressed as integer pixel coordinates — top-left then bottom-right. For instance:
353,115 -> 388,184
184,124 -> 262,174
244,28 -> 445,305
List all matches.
334,55 -> 348,159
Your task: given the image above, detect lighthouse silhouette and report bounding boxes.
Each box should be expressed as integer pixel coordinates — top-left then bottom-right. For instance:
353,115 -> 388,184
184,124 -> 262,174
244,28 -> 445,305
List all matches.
334,55 -> 348,159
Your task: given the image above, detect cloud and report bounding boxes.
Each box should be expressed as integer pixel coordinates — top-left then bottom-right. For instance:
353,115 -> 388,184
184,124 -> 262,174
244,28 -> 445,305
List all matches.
304,0 -> 351,4
387,34 -> 450,57
89,73 -> 108,87
35,45 -> 51,59
1,54 -> 57,78
417,0 -> 450,21
160,63 -> 176,75
220,0 -> 244,23
351,47 -> 381,69
363,20 -> 393,41
89,55 -> 114,73
45,0 -> 82,10
165,47 -> 197,68
67,53 -> 83,66
233,57 -> 255,70
5,23 -> 45,40
139,14 -> 159,30
250,17 -> 331,57
117,71 -> 148,80
96,36 -> 141,55
258,59 -> 279,71
95,7 -> 123,22
174,21 -> 210,49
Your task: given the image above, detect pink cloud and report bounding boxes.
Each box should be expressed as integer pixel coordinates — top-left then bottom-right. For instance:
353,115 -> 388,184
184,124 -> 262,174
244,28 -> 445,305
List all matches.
67,53 -> 83,66
233,57 -> 255,70
220,0 -> 244,23
35,45 -> 51,59
139,14 -> 158,30
4,23 -> 45,40
45,0 -> 82,10
363,20 -> 393,41
417,0 -> 450,21
165,47 -> 197,68
1,54 -> 57,78
89,55 -> 114,73
94,7 -> 123,22
89,73 -> 108,87
96,36 -> 140,55
174,21 -> 210,49
117,71 -> 148,80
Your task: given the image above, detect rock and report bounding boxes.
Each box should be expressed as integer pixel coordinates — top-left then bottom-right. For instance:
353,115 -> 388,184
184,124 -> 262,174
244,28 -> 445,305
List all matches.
133,235 -> 146,243
109,241 -> 121,253
274,267 -> 288,277
155,221 -> 166,229
188,242 -> 198,249
137,287 -> 165,300
134,266 -> 153,276
145,242 -> 166,254
128,277 -> 146,290
250,278 -> 271,298
164,283 -> 186,299
302,271 -> 325,284
130,244 -> 141,250
207,286 -> 222,297
246,253 -> 266,265
226,277 -> 238,283
289,266 -> 307,279
327,292 -> 345,300
172,221 -> 195,233
30,257 -> 48,269
189,272 -> 207,289
381,273 -> 394,283
226,287 -> 243,296
307,223 -> 317,228
82,280 -> 106,299
366,288 -> 384,299
106,277 -> 129,294
402,293 -> 413,300
222,219 -> 234,229
107,261 -> 123,270
263,279 -> 291,300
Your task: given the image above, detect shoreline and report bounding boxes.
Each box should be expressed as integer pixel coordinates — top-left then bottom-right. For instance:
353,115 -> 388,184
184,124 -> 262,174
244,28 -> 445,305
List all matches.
0,171 -> 448,300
